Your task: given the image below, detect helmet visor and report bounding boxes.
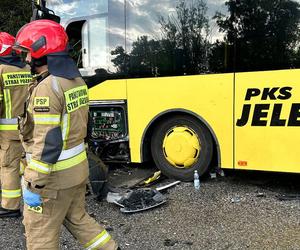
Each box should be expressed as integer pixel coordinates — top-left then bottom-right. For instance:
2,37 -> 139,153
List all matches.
12,43 -> 30,53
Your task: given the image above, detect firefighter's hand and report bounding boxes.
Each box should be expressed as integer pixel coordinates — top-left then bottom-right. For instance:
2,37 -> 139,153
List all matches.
23,188 -> 42,207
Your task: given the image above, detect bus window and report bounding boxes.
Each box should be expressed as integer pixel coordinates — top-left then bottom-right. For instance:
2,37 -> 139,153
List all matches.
47,0 -> 126,86
47,0 -> 108,26
125,0 -> 229,77
66,20 -> 86,69
216,0 -> 300,72
83,17 -> 108,70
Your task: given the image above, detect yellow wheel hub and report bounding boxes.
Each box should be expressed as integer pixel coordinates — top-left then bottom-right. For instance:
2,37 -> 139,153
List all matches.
162,126 -> 200,168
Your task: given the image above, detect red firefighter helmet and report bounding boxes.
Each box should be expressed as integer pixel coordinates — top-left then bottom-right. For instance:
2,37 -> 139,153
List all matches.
0,32 -> 16,56
14,20 -> 68,59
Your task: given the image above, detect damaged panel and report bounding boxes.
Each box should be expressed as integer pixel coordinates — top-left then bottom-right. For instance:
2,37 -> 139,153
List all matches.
88,101 -> 130,163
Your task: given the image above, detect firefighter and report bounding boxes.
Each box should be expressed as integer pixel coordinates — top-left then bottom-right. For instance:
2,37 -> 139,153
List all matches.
14,20 -> 118,250
0,32 -> 31,218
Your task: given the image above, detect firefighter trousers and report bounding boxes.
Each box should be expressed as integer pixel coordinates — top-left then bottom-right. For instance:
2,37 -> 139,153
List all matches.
23,181 -> 118,250
0,139 -> 23,210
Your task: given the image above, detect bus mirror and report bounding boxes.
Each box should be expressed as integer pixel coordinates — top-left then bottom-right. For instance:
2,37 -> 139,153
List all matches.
31,9 -> 60,23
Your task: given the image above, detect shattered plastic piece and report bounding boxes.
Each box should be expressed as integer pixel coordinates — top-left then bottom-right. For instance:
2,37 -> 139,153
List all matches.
216,168 -> 225,177
107,192 -> 125,207
231,197 -> 241,203
209,172 -> 217,179
107,189 -> 167,213
183,241 -> 193,246
156,180 -> 181,191
119,189 -> 167,213
277,194 -> 300,201
164,239 -> 178,247
143,170 -> 161,185
256,192 -> 266,198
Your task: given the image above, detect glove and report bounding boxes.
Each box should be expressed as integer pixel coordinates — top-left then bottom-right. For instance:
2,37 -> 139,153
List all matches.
23,188 -> 42,207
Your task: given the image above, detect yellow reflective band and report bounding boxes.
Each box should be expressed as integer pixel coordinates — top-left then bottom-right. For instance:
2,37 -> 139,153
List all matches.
84,230 -> 112,250
2,72 -> 32,87
20,161 -> 25,176
33,114 -> 61,125
0,124 -> 18,130
64,85 -> 89,113
4,89 -> 11,118
29,150 -> 86,175
2,189 -> 22,198
61,113 -> 70,149
52,150 -> 87,172
34,97 -> 49,107
29,159 -> 51,174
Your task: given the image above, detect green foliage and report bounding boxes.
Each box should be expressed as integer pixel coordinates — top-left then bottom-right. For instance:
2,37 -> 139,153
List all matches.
111,0 -> 210,76
159,0 -> 210,74
111,46 -> 130,74
112,0 -> 300,74
212,0 -> 300,72
0,0 -> 32,36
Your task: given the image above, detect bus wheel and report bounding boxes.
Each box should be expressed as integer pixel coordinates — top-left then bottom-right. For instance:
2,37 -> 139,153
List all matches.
151,115 -> 213,181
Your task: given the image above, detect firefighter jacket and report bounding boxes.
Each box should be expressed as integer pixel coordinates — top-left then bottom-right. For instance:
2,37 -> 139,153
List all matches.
22,71 -> 89,194
0,64 -> 31,140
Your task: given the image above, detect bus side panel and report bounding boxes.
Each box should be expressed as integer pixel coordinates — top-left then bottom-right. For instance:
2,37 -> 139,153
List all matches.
89,80 -> 127,101
235,69 -> 300,173
126,74 -> 234,169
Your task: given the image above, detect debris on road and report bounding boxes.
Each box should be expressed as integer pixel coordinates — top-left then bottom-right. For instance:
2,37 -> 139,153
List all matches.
107,189 -> 167,213
256,192 -> 266,198
140,170 -> 161,186
230,197 -> 241,203
155,180 -> 181,192
164,239 -> 178,247
108,165 -> 156,189
276,193 -> 300,201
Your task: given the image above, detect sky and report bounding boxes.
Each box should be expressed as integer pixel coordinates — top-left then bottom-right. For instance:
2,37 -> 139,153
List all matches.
46,0 -> 228,71
47,0 -> 227,42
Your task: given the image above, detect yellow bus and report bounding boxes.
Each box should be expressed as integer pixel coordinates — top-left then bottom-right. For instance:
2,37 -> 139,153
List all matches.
42,0 -> 300,180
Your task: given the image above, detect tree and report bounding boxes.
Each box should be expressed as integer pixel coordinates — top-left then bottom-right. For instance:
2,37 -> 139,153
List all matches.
0,0 -> 32,36
159,0 -> 210,74
111,0 -> 210,76
111,46 -> 130,74
211,0 -> 300,72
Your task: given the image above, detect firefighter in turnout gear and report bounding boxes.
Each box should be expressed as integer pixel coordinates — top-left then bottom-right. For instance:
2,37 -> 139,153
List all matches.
14,20 -> 118,250
0,32 -> 31,218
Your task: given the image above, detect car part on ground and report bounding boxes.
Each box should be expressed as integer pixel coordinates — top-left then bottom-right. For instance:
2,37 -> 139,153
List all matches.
107,189 -> 167,214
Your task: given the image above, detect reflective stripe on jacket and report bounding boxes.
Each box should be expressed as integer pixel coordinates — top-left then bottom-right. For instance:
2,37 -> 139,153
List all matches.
23,73 -> 89,190
0,64 -> 31,140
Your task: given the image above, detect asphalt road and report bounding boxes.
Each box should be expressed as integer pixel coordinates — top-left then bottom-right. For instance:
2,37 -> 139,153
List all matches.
0,170 -> 299,250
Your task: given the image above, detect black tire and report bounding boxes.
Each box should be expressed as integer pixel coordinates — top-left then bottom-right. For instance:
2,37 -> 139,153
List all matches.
151,114 -> 213,181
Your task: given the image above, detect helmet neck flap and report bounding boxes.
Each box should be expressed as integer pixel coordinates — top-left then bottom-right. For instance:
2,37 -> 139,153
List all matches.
0,55 -> 25,68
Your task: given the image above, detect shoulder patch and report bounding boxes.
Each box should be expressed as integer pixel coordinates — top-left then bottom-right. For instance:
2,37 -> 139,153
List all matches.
2,72 -> 32,87
64,85 -> 88,113
34,97 -> 49,107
